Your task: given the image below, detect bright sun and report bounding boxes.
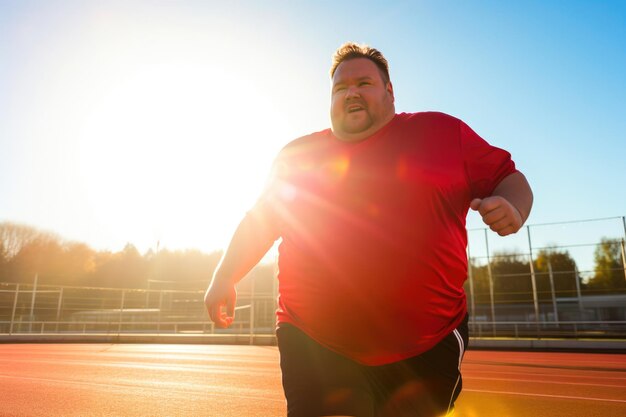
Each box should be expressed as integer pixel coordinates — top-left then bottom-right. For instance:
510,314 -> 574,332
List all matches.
78,62 -> 286,253
13,5 -> 320,254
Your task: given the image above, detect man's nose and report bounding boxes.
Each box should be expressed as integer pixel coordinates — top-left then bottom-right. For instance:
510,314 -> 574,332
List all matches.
345,86 -> 360,99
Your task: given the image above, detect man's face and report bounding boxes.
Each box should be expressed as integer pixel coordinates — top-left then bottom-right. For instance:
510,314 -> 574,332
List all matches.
330,58 -> 395,142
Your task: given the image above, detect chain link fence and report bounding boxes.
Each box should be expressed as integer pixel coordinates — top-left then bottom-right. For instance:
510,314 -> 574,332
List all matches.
0,282 -> 276,337
1,216 -> 625,340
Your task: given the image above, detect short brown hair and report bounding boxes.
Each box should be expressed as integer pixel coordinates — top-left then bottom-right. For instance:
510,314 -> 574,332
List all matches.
330,42 -> 390,84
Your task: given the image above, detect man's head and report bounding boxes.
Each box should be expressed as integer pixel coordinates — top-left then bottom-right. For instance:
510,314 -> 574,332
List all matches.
330,43 -> 395,142
330,42 -> 391,84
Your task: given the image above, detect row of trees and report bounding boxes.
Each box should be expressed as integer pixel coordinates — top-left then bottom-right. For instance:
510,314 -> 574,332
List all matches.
0,222 -> 224,290
467,239 -> 626,303
0,222 -> 624,296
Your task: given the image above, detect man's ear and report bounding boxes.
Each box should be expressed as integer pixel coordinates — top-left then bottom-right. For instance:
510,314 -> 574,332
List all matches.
387,81 -> 395,102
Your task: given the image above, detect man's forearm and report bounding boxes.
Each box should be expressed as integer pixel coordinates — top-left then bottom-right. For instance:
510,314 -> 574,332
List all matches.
212,210 -> 278,285
492,172 -> 533,224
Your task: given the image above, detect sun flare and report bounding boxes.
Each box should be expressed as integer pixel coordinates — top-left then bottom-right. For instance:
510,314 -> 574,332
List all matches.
78,62 -> 285,252
2,3 -> 328,254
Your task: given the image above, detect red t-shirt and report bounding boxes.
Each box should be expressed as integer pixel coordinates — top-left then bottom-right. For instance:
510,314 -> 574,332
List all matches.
254,112 -> 517,365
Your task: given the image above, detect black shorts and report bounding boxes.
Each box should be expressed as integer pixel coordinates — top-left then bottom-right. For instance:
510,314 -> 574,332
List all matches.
277,316 -> 468,417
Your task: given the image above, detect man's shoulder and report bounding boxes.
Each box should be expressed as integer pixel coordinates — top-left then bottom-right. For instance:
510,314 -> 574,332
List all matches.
288,128 -> 331,146
277,128 -> 332,160
397,111 -> 462,126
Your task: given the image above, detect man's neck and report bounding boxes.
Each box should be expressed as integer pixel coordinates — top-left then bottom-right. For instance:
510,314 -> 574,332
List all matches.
333,110 -> 396,143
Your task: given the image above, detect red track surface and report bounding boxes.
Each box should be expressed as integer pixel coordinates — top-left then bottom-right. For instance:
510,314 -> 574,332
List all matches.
1,344 -> 624,416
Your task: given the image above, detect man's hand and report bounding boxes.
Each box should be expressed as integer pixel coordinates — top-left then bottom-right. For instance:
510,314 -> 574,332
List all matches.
470,196 -> 523,236
202,210 -> 278,329
204,279 -> 237,329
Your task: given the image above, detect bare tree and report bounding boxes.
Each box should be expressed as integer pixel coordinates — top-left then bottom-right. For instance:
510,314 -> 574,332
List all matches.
0,222 -> 59,259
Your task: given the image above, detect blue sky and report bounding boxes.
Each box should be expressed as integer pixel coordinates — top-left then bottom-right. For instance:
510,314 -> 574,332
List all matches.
1,1 -> 625,270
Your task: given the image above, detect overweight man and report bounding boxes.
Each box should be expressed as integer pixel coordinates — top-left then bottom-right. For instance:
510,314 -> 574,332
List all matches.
205,42 -> 533,417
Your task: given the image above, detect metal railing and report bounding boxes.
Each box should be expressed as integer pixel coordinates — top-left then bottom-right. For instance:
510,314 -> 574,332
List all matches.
1,282 -> 625,340
0,283 -> 276,337
470,320 -> 626,339
2,214 -> 625,343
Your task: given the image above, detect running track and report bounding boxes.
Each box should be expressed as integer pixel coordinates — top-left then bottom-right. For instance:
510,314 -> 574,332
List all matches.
1,344 -> 624,416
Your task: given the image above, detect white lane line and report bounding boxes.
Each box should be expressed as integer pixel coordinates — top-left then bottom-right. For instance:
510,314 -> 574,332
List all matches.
467,353 -> 624,363
463,388 -> 626,403
0,374 -> 285,403
0,358 -> 276,376
464,369 -> 626,381
467,376 -> 626,389
464,360 -> 626,372
0,352 -> 278,365
469,358 -> 626,366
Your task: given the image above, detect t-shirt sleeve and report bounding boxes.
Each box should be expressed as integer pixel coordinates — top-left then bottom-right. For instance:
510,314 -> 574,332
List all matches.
460,120 -> 518,199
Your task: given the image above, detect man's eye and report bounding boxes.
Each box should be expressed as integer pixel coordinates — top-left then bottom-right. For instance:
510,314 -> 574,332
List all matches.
334,86 -> 346,93
359,81 -> 371,87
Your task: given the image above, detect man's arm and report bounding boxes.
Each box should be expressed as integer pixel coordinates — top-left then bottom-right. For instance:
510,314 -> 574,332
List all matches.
204,210 -> 278,328
470,172 -> 533,236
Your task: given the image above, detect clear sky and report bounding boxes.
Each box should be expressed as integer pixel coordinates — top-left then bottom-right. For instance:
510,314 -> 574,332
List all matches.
1,0 -> 625,264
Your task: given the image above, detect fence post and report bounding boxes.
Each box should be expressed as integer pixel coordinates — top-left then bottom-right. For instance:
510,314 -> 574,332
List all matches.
620,238 -> 626,283
484,229 -> 496,335
29,273 -> 38,333
10,284 -> 20,335
56,287 -> 64,333
547,260 -> 559,324
249,270 -> 256,345
526,226 -> 540,327
620,239 -> 626,280
118,290 -> 126,334
575,266 -> 584,319
158,291 -> 163,334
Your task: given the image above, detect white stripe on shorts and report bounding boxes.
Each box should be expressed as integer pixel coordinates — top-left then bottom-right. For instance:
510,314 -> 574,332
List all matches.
447,326 -> 466,415
452,328 -> 464,369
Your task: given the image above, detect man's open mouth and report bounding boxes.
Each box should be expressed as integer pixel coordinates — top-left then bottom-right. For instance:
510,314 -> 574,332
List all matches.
347,105 -> 365,113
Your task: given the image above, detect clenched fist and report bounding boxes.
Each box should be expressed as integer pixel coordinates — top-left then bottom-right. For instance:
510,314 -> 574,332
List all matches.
204,279 -> 237,329
470,196 -> 523,236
